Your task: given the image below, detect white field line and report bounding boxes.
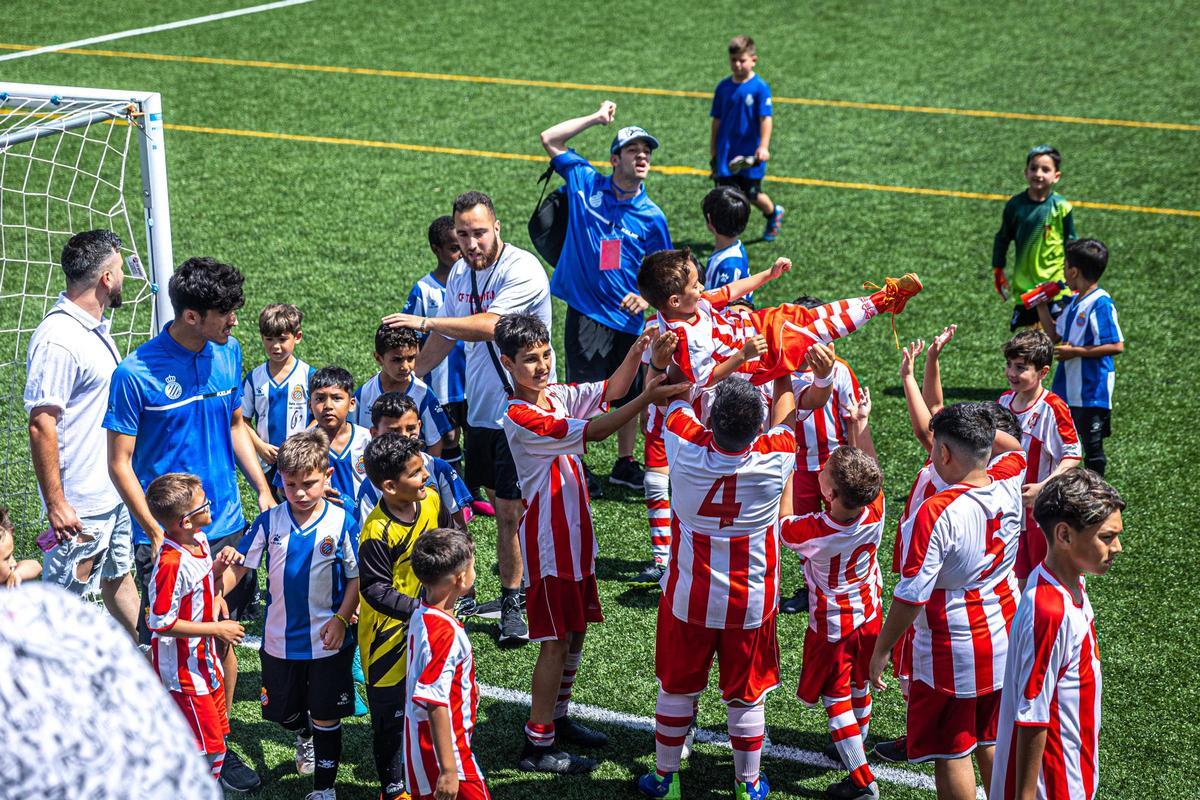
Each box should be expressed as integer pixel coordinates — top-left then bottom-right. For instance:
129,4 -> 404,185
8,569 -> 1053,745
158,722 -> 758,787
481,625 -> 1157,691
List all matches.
0,0 -> 315,62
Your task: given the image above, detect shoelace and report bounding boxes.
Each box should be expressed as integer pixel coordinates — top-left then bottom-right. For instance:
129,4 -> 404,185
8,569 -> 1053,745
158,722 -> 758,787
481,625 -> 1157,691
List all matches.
862,279 -> 902,349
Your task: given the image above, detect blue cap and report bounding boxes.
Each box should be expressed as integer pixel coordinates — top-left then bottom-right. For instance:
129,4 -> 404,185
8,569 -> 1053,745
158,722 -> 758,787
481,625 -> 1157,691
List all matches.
610,125 -> 660,155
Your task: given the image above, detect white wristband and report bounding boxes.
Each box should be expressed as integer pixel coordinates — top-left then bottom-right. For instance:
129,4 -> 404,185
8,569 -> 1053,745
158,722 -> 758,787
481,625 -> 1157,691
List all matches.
812,373 -> 834,388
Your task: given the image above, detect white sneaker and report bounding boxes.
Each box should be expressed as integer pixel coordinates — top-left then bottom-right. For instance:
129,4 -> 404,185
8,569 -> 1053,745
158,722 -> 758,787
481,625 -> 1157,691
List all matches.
680,720 -> 697,761
304,790 -> 336,800
295,734 -> 315,776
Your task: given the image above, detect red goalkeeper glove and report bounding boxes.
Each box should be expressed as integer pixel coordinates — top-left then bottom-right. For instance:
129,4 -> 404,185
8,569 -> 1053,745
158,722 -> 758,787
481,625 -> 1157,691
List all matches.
993,267 -> 1010,301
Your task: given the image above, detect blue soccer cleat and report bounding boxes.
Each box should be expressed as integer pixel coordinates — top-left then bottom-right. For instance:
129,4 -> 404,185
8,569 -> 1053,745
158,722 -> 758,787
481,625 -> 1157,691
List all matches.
734,772 -> 769,800
638,770 -> 681,799
762,206 -> 785,241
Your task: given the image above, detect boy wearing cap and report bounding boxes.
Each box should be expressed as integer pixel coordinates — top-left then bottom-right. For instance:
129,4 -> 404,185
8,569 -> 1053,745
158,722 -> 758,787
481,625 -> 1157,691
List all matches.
539,101 -> 673,492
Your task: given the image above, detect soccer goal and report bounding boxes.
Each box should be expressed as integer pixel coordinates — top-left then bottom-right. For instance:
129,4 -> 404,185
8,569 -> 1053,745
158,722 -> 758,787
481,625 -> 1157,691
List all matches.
0,82 -> 175,540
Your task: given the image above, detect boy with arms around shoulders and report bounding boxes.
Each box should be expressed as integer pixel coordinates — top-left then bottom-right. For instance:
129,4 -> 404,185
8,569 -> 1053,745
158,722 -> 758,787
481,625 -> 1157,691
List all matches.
989,469 -> 1123,800
406,527 -> 490,800
233,429 -> 360,799
498,313 -> 691,774
353,324 -> 451,456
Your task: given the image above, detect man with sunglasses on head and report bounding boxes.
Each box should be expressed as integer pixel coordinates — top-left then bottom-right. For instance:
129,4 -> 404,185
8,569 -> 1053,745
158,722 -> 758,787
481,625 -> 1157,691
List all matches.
104,256 -> 275,795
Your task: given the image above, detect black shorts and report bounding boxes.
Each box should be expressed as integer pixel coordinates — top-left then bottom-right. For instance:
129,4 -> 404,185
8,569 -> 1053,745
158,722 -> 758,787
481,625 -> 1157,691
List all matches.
564,306 -> 642,406
464,424 -> 521,500
260,645 -> 356,724
1010,296 -> 1069,331
1070,406 -> 1112,439
715,174 -> 762,202
445,400 -> 467,429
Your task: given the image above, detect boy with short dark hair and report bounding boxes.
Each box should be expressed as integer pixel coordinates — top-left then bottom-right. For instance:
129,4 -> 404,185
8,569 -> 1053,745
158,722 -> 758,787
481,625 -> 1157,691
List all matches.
701,186 -> 754,305
144,473 -> 245,782
711,35 -> 783,241
0,506 -> 42,588
241,303 -> 314,487
1037,238 -> 1124,476
639,247 -> 922,390
780,390 -> 883,800
358,432 -> 451,800
308,365 -> 372,507
353,324 -> 451,456
406,527 -> 489,800
998,330 -> 1081,584
354,392 -> 472,530
990,469 -> 1124,800
497,313 -> 688,774
992,145 -> 1078,330
234,429 -> 360,799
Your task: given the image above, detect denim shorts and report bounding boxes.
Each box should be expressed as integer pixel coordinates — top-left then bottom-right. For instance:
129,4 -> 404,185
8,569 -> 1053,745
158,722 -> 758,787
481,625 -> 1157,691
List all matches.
42,503 -> 133,596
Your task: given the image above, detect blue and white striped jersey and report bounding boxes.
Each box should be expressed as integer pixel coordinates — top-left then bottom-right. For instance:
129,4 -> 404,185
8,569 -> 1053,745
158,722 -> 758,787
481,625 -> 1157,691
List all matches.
352,373 -> 451,448
330,423 -> 372,506
238,501 -> 360,660
1052,289 -> 1123,408
354,451 -> 473,526
403,273 -> 467,404
240,359 -> 315,448
705,241 -> 752,304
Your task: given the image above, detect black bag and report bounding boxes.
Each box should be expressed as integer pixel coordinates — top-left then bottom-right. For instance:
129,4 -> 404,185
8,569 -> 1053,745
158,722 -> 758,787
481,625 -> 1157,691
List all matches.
528,164 -> 568,267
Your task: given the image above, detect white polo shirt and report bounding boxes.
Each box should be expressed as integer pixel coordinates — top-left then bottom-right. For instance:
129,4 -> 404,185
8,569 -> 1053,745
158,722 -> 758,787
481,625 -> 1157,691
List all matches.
439,243 -> 552,429
24,294 -> 122,516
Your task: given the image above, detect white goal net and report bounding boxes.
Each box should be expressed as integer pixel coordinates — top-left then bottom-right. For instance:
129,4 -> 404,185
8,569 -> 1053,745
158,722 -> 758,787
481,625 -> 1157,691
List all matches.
0,83 -> 174,541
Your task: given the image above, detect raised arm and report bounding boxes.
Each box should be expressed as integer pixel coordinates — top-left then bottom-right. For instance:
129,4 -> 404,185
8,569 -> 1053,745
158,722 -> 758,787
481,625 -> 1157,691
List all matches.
540,101 -> 616,158
586,374 -> 691,442
922,324 -> 955,416
900,340 -> 934,453
606,326 -> 655,402
721,257 -> 790,304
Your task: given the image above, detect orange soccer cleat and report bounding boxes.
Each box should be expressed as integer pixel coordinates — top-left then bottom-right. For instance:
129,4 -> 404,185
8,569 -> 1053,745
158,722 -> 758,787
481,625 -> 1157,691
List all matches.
865,273 -> 924,316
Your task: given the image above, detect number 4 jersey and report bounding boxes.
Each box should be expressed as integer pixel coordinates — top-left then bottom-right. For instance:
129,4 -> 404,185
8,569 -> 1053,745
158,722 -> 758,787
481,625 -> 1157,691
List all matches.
662,400 -> 796,630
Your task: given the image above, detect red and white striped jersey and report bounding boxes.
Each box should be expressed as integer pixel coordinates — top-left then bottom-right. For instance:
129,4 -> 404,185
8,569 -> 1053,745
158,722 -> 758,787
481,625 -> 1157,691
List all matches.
503,382 -> 608,584
147,533 -> 223,696
998,388 -> 1081,533
893,451 -> 1027,697
991,563 -> 1101,800
892,461 -> 946,574
791,358 -> 861,472
656,286 -> 756,388
662,400 -> 796,629
780,492 -> 885,642
405,602 -> 481,794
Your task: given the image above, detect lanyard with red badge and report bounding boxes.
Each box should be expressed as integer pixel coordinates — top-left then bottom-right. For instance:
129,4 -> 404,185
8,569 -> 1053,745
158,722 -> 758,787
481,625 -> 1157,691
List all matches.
600,181 -> 635,271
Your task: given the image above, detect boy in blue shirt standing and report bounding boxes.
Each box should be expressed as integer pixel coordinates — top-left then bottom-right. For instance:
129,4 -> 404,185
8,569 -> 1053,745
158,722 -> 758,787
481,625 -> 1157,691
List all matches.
701,186 -> 754,306
711,35 -> 782,241
1036,239 -> 1124,475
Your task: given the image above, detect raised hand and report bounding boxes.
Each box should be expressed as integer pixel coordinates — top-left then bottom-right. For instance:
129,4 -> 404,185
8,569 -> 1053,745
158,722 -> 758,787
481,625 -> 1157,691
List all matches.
900,339 -> 925,379
742,334 -> 768,360
595,100 -> 617,125
929,324 -> 957,356
649,329 -> 678,369
769,257 -> 791,280
806,343 -> 835,378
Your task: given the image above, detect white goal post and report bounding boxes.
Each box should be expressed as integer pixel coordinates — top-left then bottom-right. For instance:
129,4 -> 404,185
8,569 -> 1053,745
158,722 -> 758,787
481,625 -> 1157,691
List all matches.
0,81 -> 176,539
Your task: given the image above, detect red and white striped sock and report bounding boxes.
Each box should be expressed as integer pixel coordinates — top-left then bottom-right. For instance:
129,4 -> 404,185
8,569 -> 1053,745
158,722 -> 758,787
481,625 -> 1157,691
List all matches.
644,471 -> 671,568
207,750 -> 225,780
727,702 -> 765,785
525,720 -> 555,748
654,690 -> 695,775
782,296 -> 877,348
823,693 -> 875,789
851,684 -> 872,740
554,649 -> 582,719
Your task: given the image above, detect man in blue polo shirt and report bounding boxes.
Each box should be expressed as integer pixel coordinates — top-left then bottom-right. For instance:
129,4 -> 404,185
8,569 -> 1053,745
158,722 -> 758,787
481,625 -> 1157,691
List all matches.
104,256 -> 274,795
539,100 -> 672,493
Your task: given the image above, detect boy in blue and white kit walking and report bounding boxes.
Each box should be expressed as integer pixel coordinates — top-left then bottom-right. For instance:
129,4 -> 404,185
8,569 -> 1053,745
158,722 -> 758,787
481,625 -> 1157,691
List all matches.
234,428 -> 360,799
711,35 -> 782,241
1036,239 -> 1124,475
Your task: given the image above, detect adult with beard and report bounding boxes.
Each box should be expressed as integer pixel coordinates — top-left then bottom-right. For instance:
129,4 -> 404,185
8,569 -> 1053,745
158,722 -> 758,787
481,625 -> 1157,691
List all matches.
383,191 -> 551,648
25,230 -> 140,636
539,101 -> 672,495
104,256 -> 275,795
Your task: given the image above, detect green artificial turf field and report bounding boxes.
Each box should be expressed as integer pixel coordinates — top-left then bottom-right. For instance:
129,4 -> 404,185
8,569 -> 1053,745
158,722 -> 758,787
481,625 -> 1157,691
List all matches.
2,1 -> 1198,798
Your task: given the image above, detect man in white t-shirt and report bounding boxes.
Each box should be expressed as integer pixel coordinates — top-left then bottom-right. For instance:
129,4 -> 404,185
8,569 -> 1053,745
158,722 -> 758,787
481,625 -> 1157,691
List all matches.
383,190 -> 552,646
24,229 -> 139,637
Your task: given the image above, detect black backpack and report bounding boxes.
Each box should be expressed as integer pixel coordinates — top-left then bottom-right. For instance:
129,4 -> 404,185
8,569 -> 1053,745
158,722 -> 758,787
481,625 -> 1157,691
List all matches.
528,164 -> 568,267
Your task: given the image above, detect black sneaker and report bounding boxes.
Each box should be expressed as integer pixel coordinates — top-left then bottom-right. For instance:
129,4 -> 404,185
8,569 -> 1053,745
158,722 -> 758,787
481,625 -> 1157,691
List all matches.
498,593 -> 528,647
780,586 -> 809,614
582,463 -> 604,499
825,776 -> 878,799
609,456 -> 646,490
219,747 -> 262,794
823,740 -> 844,767
553,716 -> 608,748
632,563 -> 666,585
518,741 -> 598,773
872,735 -> 907,763
474,597 -> 501,619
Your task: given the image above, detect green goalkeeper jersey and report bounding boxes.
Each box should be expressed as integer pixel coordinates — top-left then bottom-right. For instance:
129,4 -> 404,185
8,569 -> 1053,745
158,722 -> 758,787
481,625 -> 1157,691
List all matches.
992,190 -> 1077,295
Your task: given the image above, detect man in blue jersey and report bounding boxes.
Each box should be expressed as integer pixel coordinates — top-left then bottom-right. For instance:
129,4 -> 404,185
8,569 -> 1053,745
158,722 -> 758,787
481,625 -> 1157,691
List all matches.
539,101 -> 673,492
104,256 -> 274,794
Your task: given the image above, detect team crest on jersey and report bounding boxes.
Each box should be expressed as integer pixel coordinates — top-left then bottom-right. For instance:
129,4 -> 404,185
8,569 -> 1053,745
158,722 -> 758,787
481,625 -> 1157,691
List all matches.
164,375 -> 182,401
1027,411 -> 1041,427
744,93 -> 755,107
588,190 -> 603,209
320,535 -> 335,556
355,454 -> 366,474
1076,313 -> 1087,326
291,384 -> 305,402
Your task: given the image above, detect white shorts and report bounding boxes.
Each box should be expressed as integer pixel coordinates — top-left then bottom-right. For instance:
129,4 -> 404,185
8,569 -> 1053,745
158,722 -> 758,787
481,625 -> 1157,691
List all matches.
42,504 -> 133,595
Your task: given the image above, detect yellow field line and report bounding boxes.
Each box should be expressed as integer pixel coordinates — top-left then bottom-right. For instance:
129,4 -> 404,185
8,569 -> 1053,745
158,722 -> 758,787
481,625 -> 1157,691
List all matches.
2,42 -> 1198,133
161,122 -> 1200,218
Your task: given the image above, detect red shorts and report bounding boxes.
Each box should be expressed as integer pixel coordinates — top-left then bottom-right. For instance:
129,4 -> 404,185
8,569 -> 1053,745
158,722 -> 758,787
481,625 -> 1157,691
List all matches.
644,423 -> 667,468
414,779 -> 491,800
1014,519 -> 1048,580
796,615 -> 880,706
526,574 -> 603,642
655,598 -> 780,704
791,468 -> 824,515
171,686 -> 229,755
906,680 -> 1001,762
